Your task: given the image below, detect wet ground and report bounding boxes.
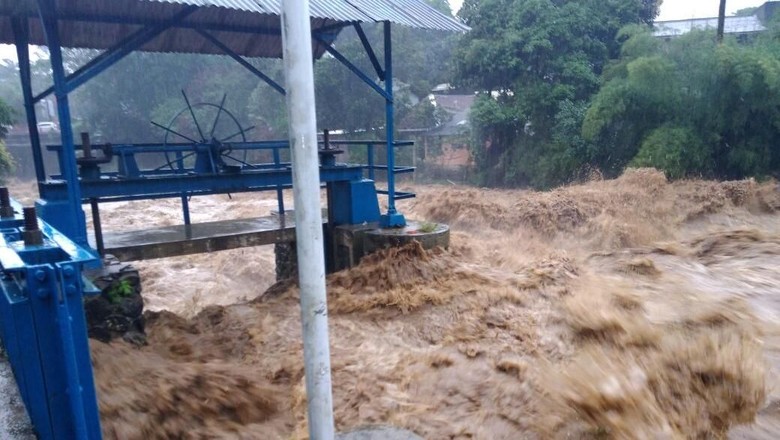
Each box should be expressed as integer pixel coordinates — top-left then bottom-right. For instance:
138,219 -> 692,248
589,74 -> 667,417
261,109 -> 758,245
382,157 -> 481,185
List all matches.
0,344 -> 35,439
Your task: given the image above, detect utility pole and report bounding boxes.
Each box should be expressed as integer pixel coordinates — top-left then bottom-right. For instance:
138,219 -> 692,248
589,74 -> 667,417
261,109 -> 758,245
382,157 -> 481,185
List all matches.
717,0 -> 727,43
280,0 -> 336,438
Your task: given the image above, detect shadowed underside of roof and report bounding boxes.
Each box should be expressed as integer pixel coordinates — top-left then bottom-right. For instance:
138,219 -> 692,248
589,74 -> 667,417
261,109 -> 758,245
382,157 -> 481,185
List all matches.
0,0 -> 468,59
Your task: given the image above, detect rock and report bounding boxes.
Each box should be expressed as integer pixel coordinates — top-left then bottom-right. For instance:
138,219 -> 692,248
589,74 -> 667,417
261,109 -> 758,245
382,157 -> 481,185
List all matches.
336,426 -> 424,440
83,255 -> 145,345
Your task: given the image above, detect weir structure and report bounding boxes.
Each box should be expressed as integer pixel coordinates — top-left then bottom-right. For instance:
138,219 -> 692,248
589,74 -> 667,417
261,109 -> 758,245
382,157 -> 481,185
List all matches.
0,0 -> 466,438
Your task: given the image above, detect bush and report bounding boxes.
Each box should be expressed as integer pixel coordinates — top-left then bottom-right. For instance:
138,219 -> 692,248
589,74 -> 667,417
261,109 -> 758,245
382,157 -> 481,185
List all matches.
631,125 -> 712,179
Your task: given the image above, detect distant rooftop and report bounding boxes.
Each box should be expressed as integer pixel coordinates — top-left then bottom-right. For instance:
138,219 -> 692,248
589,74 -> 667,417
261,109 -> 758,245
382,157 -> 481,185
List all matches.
653,1 -> 778,38
654,16 -> 765,37
429,94 -> 475,136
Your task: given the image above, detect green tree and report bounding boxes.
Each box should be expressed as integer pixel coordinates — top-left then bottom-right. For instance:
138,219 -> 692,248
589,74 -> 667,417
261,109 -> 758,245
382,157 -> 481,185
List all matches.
0,97 -> 16,180
456,0 -> 660,187
0,97 -> 13,138
584,28 -> 780,179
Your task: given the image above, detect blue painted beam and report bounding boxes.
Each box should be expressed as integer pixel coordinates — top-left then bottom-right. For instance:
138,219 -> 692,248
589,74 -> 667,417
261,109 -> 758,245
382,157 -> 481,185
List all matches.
196,29 -> 286,96
11,16 -> 47,191
313,35 -> 392,102
0,208 -> 101,440
41,166 -> 364,201
380,21 -> 405,227
353,23 -> 385,81
36,0 -> 89,246
32,7 -> 197,104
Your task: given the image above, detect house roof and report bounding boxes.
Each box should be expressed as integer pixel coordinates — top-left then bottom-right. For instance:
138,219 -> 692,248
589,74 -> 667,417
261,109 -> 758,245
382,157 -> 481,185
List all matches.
654,15 -> 765,38
0,0 -> 468,59
430,93 -> 474,136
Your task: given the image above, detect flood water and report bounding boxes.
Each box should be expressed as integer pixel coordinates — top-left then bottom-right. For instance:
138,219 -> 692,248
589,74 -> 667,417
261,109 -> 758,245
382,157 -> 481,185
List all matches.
9,168 -> 780,438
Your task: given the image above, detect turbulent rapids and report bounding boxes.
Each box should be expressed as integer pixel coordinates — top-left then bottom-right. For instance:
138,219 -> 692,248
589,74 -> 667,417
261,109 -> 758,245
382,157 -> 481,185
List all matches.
16,168 -> 779,439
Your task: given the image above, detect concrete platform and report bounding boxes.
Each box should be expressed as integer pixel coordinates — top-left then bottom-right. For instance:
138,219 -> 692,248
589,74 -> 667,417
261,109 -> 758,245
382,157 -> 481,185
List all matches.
364,220 -> 450,255
333,220 -> 450,270
94,215 -> 301,261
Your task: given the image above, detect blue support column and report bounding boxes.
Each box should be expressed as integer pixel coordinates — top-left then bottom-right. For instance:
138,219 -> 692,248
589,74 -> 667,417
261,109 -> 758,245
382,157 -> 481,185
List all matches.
353,23 -> 385,81
32,7 -> 197,105
181,193 -> 191,225
11,16 -> 46,192
35,0 -> 88,246
273,148 -> 285,214
367,143 -> 375,181
314,35 -> 392,102
380,21 -> 405,227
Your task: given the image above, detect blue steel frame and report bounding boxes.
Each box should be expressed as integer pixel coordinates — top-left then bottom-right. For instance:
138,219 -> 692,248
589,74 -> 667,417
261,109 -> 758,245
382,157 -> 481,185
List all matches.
0,199 -> 101,440
35,0 -> 89,246
6,4 -> 420,438
314,22 -> 407,226
15,3 -> 411,242
11,17 -> 45,195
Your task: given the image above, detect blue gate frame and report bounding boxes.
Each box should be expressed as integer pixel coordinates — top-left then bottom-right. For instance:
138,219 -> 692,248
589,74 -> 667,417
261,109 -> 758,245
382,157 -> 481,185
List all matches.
0,201 -> 101,439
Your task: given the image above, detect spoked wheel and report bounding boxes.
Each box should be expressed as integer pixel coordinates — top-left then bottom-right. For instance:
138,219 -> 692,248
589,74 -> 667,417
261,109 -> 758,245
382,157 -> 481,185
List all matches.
151,91 -> 255,173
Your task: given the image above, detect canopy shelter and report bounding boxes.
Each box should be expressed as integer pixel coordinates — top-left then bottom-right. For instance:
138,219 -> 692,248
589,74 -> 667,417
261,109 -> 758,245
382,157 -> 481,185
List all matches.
0,0 -> 467,247
0,0 -> 466,57
0,2 -> 466,439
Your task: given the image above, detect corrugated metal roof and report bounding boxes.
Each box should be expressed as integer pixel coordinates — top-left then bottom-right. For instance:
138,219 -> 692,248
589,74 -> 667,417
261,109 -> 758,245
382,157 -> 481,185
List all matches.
654,16 -> 765,38
0,0 -> 467,59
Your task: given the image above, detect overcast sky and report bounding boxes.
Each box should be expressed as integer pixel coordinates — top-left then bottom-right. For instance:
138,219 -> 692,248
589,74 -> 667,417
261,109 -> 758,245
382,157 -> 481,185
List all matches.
657,0 -> 766,19
0,0 -> 772,62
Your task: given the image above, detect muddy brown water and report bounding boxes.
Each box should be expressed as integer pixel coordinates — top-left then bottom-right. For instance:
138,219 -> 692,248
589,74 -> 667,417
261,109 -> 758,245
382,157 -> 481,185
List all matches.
9,169 -> 780,439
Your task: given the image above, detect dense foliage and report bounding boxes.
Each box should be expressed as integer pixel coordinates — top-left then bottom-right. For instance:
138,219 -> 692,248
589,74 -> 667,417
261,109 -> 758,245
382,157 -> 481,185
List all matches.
456,0 -> 661,187
458,0 -> 780,187
585,27 -> 780,180
0,97 -> 15,180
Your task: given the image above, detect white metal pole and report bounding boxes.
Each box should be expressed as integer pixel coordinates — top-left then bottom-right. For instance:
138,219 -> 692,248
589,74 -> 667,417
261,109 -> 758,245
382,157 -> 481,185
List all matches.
280,0 -> 336,438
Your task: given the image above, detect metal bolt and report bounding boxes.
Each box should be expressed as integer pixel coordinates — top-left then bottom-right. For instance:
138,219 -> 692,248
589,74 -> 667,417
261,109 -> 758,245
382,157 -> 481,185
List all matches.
65,284 -> 77,296
36,288 -> 49,299
81,132 -> 93,159
0,188 -> 13,218
0,187 -> 9,207
62,266 -> 74,278
34,270 -> 46,281
22,206 -> 43,247
23,207 -> 38,231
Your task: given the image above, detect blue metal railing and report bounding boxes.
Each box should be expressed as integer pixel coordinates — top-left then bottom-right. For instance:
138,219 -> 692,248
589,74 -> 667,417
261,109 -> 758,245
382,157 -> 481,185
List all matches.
46,138 -> 417,214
